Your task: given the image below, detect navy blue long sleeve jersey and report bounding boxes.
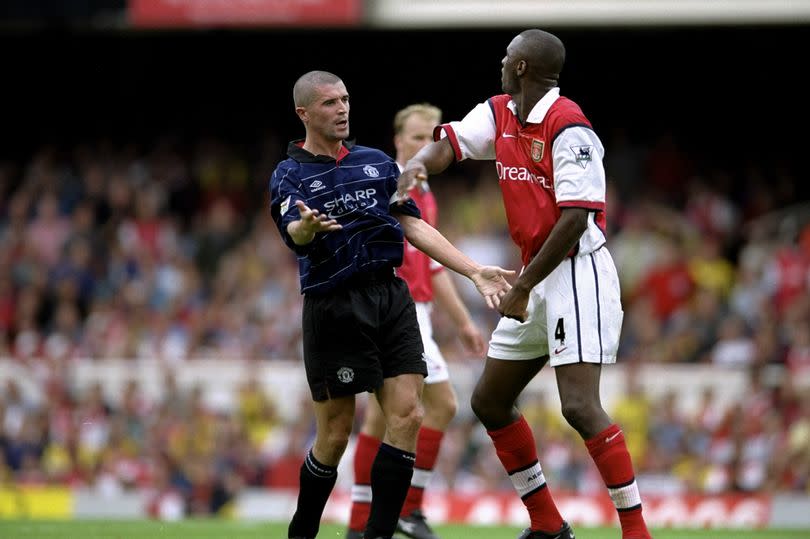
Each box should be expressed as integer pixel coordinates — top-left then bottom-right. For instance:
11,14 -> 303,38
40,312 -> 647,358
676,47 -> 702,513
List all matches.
270,140 -> 421,295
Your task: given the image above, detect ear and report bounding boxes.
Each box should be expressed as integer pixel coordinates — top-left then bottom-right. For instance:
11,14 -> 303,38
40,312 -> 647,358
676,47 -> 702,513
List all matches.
295,106 -> 307,122
516,60 -> 527,76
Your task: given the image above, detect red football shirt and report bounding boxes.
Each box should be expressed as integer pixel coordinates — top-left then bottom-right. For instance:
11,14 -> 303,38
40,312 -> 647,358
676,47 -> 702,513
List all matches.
437,88 -> 608,266
397,181 -> 442,302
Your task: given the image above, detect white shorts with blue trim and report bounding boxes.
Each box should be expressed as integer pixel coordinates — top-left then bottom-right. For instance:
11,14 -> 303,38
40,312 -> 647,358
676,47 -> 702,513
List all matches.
415,302 -> 450,383
487,247 -> 623,366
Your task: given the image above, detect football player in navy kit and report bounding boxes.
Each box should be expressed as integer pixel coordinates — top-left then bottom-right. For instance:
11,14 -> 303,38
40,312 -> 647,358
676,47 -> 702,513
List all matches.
271,70 -> 514,539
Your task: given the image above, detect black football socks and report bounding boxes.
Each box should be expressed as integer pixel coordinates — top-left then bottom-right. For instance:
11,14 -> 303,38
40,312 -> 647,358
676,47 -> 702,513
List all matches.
287,449 -> 338,539
364,442 -> 416,539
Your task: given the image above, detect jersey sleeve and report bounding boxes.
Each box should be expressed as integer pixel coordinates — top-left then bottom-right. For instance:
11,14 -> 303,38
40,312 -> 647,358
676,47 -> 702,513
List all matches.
269,165 -> 310,255
386,160 -> 422,219
552,125 -> 607,211
435,101 -> 497,162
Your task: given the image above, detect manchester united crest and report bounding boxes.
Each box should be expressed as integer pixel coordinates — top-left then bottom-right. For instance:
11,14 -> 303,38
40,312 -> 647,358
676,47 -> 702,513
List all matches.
531,139 -> 545,162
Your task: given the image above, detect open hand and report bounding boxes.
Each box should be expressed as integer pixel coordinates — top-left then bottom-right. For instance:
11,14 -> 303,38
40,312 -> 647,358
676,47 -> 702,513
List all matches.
295,200 -> 342,233
287,200 -> 342,245
470,266 -> 515,310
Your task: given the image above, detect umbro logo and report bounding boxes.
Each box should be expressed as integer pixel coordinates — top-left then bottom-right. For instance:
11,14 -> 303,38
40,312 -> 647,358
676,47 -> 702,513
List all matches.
309,180 -> 326,192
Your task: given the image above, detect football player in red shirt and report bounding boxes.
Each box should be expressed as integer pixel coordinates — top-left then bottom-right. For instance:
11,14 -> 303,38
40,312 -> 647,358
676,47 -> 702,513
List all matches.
397,30 -> 652,539
347,104 -> 487,539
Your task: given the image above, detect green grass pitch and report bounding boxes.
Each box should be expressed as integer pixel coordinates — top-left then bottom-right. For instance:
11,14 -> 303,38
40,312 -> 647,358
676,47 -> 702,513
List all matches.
0,521 -> 807,539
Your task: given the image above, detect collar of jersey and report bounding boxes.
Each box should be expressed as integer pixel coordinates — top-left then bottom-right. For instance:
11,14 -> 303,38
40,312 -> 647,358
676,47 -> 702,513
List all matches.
507,87 -> 561,124
287,139 -> 356,163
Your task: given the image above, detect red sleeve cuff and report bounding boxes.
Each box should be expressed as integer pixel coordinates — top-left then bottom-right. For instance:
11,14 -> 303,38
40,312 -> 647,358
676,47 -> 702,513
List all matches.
433,124 -> 462,162
557,200 -> 605,211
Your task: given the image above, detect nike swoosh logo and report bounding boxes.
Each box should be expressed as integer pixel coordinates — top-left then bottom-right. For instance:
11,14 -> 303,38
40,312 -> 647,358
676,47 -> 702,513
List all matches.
501,132 -> 518,139
553,346 -> 567,354
605,430 -> 622,443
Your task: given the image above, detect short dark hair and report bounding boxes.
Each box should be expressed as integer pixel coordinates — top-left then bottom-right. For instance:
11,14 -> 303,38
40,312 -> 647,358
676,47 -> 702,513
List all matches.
293,70 -> 343,107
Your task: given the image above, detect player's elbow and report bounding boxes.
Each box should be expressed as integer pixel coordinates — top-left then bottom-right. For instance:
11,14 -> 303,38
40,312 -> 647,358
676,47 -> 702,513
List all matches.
398,215 -> 423,243
561,207 -> 590,234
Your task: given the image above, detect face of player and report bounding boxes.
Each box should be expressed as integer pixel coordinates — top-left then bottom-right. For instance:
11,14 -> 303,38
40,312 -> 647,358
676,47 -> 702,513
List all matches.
501,35 -> 522,95
304,81 -> 350,142
394,114 -> 436,165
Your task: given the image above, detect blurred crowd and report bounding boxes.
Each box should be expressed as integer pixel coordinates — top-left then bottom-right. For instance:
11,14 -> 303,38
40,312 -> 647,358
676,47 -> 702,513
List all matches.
0,129 -> 809,515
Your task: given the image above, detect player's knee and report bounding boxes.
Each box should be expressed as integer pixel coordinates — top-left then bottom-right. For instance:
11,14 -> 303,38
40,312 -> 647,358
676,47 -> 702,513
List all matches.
426,391 -> 457,426
386,401 -> 424,439
443,392 -> 458,421
470,387 -> 496,425
322,417 -> 354,453
326,429 -> 352,454
560,399 -> 594,432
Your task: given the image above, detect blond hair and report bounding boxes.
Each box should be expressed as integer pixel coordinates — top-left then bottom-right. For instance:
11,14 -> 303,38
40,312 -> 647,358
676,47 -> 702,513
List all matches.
393,103 -> 442,135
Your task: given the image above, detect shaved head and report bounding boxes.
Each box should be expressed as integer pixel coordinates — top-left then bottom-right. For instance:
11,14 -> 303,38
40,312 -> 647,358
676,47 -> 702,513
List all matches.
515,29 -> 565,84
293,70 -> 343,107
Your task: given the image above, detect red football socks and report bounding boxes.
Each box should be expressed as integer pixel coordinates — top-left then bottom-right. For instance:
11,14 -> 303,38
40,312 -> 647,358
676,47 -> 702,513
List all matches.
401,426 -> 444,516
585,424 -> 651,539
348,432 -> 381,532
488,416 -> 564,533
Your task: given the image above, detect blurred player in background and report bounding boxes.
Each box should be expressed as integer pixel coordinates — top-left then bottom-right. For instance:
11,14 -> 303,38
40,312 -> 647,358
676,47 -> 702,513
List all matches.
347,104 -> 487,539
397,30 -> 652,539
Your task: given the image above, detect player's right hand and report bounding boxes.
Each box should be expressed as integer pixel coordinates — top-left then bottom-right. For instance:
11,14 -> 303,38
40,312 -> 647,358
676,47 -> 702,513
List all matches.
295,200 -> 342,233
287,200 -> 342,245
396,162 -> 428,204
470,265 -> 515,310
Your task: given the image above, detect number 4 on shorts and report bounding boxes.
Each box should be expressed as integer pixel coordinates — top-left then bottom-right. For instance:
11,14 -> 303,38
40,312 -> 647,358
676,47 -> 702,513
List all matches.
554,317 -> 566,343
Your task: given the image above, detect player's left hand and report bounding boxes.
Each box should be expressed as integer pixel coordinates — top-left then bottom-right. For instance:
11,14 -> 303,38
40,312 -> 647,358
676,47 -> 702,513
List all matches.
458,321 -> 487,357
498,286 -> 530,322
396,162 -> 428,204
470,266 -> 515,310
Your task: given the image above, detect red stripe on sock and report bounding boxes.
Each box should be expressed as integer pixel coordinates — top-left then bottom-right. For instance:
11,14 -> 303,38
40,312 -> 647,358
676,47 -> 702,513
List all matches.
487,416 -> 563,533
401,426 -> 443,516
348,432 -> 381,532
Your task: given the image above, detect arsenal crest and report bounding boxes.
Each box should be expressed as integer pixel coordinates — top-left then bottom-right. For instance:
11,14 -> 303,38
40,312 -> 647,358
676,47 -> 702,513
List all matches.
531,139 -> 545,162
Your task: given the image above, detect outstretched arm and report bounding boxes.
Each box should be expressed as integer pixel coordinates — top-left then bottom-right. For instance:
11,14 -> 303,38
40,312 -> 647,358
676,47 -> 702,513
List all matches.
397,214 -> 514,309
286,200 -> 343,245
396,137 -> 456,202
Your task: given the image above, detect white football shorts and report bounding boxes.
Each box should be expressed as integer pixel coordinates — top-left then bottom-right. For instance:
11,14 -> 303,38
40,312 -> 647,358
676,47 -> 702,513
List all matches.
415,302 -> 450,384
488,246 -> 624,366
